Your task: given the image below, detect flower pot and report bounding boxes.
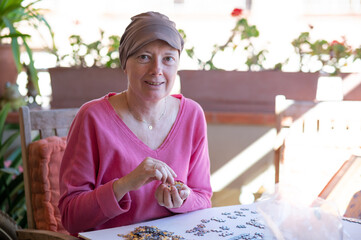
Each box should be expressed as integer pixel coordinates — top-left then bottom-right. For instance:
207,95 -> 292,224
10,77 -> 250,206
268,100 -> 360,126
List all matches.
179,70 -> 320,114
316,75 -> 343,101
0,44 -> 18,97
48,67 -> 128,108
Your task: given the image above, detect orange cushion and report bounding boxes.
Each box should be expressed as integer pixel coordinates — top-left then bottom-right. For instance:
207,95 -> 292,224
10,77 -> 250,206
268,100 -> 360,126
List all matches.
28,136 -> 68,234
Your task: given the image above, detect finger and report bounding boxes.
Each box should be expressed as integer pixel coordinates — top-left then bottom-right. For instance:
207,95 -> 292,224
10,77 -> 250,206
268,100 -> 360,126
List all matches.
170,186 -> 183,208
157,165 -> 170,184
155,184 -> 166,206
163,187 -> 173,208
179,184 -> 190,200
153,159 -> 176,179
164,168 -> 175,185
165,165 -> 177,178
153,169 -> 163,182
179,189 -> 189,200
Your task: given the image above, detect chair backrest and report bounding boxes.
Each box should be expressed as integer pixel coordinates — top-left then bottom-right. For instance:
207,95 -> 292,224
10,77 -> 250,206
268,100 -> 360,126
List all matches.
274,95 -> 361,203
19,106 -> 78,230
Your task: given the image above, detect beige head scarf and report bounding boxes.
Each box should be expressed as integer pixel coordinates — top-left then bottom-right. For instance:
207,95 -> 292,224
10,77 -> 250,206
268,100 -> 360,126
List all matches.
118,11 -> 184,70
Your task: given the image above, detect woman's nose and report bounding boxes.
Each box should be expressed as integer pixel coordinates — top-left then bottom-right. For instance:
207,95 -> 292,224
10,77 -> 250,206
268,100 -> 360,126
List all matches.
149,59 -> 163,76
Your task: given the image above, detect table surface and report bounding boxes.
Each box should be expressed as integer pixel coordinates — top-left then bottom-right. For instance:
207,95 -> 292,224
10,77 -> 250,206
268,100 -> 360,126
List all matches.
78,203 -> 361,240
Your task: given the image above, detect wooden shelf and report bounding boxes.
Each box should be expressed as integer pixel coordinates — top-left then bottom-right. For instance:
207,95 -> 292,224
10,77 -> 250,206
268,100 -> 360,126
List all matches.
205,111 -> 275,126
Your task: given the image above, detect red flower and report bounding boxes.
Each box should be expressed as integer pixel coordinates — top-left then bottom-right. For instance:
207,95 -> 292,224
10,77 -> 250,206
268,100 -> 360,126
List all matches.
231,8 -> 243,17
330,40 -> 342,46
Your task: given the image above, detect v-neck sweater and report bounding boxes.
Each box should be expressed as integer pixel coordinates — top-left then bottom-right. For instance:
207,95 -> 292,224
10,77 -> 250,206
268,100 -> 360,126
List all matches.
58,93 -> 212,234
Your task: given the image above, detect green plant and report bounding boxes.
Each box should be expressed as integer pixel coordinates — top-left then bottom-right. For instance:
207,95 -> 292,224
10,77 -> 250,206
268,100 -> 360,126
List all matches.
181,8 -> 267,71
57,30 -> 120,68
291,25 -> 359,76
0,103 -> 27,227
0,82 -> 26,111
181,9 -> 361,74
0,0 -> 56,95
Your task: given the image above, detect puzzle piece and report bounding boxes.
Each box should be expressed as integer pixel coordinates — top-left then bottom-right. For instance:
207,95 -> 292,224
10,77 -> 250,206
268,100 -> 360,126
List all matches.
118,226 -> 185,240
167,181 -> 184,191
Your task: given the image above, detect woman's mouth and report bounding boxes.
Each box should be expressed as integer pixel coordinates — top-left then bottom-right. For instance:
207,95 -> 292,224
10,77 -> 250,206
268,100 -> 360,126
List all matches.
145,81 -> 163,86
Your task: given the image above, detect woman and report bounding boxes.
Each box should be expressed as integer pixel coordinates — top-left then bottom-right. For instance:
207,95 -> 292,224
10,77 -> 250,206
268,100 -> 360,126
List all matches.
58,11 -> 212,234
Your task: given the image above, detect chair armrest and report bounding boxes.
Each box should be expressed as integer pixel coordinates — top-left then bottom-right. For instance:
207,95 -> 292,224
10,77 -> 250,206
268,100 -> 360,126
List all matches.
273,128 -> 288,151
17,229 -> 79,240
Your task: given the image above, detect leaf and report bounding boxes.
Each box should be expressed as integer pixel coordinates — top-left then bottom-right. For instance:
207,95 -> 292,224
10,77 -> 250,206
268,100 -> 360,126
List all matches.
0,167 -> 19,175
2,16 -> 22,72
185,47 -> 195,58
0,1 -> 23,18
7,173 -> 24,197
22,37 -> 40,95
0,131 -> 19,158
8,148 -> 22,168
0,32 -> 30,39
8,187 -> 25,216
0,103 -> 11,140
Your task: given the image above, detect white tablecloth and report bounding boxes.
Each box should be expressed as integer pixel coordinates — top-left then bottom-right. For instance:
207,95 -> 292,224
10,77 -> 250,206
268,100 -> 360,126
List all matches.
78,204 -> 361,240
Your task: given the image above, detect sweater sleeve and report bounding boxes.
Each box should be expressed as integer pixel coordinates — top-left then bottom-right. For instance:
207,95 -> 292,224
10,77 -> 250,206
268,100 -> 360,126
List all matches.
169,100 -> 212,213
58,103 -> 131,234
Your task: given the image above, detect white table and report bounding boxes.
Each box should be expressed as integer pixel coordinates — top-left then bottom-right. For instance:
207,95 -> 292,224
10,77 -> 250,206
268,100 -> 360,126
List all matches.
78,204 -> 361,240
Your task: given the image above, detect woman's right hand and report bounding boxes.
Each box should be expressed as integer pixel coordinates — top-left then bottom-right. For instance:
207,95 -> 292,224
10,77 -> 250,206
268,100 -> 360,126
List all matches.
113,157 -> 177,201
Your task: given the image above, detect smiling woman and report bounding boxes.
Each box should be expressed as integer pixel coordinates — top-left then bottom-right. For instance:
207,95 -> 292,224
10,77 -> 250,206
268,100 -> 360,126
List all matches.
58,11 -> 212,235
124,40 -> 180,104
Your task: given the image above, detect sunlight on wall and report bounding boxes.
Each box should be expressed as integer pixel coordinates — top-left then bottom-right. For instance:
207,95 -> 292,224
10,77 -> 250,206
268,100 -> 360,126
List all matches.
210,128 -> 276,192
342,73 -> 361,97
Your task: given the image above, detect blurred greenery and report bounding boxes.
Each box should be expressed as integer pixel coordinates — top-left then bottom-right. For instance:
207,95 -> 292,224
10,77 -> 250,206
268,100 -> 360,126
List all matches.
180,13 -> 266,71
180,8 -> 361,75
0,82 -> 26,111
291,25 -> 360,76
0,103 -> 27,228
56,29 -> 121,68
0,0 -> 56,96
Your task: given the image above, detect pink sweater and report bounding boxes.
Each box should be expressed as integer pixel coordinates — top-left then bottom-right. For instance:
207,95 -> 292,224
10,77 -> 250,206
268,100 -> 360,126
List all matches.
58,93 -> 212,234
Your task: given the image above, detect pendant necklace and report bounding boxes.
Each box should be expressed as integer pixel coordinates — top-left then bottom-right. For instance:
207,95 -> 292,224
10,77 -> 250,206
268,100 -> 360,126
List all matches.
125,94 -> 167,130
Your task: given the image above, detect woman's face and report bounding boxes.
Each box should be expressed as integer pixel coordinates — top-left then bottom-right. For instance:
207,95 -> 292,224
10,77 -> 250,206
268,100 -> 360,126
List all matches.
125,40 -> 180,102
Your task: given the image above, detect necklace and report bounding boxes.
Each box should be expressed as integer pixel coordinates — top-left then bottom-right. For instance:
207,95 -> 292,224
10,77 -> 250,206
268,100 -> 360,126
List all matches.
125,93 -> 167,130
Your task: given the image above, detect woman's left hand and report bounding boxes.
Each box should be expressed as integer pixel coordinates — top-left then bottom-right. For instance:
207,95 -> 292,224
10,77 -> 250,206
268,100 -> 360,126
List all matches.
155,183 -> 190,208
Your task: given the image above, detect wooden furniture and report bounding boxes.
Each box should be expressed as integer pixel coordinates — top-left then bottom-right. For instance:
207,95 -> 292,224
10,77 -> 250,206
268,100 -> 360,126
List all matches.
319,155 -> 361,216
18,106 -> 78,240
274,95 -> 361,203
274,95 -> 318,183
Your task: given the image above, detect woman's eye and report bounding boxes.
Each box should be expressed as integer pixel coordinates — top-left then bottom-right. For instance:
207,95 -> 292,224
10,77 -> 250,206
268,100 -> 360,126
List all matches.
137,55 -> 150,63
164,56 -> 176,64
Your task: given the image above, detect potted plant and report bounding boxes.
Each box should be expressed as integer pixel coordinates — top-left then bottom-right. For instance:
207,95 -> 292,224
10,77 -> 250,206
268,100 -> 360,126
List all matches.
179,8 -> 322,116
0,0 -> 55,100
179,8 -> 361,116
289,25 -> 361,100
48,30 -> 128,108
290,25 -> 359,76
0,103 -> 27,228
181,8 -> 267,71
